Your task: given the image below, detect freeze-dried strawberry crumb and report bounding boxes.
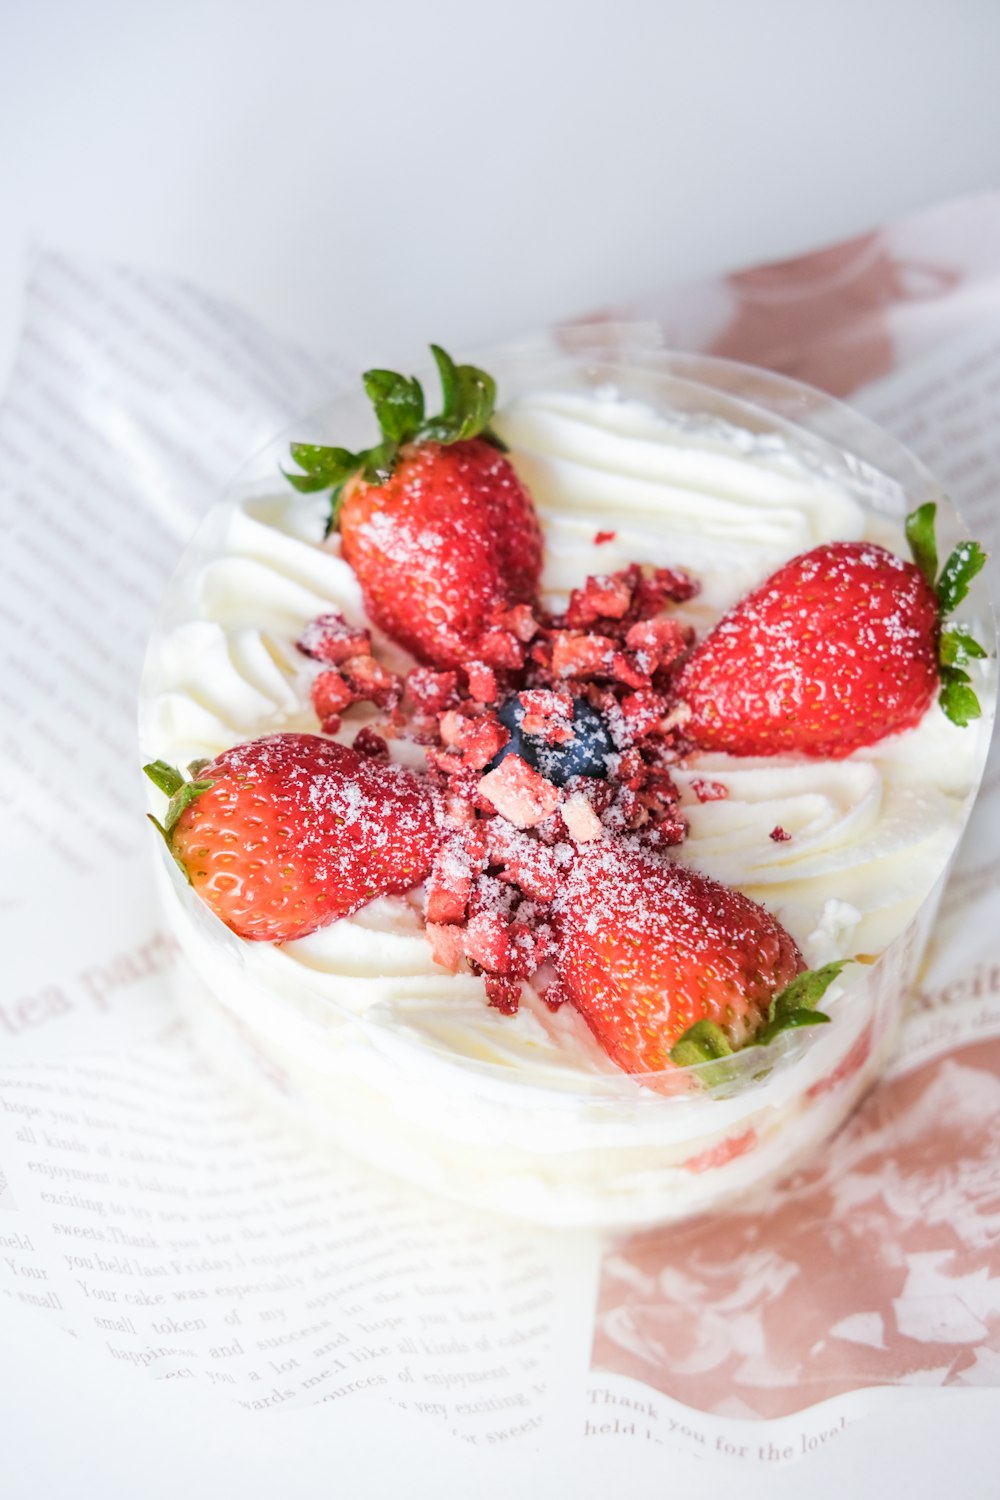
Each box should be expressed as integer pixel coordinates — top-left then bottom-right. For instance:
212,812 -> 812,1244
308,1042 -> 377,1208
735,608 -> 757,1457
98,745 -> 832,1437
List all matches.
464,909 -> 512,972
341,654 -> 403,710
442,790 -> 477,828
426,922 -> 466,972
465,660 -> 499,703
311,670 -> 353,731
634,565 -> 699,613
611,651 -> 651,690
478,755 -> 561,828
437,710 -> 467,748
691,777 -> 729,803
520,688 -> 574,719
352,727 -> 390,759
426,847 -> 473,924
541,974 -> 568,1010
770,825 -> 792,842
562,793 -> 603,842
594,529 -> 616,545
519,688 -> 575,743
487,820 -> 562,901
475,629 -> 525,670
625,616 -> 688,670
490,602 -> 539,643
551,632 -> 617,679
459,715 -> 509,770
565,572 -> 634,625
620,689 -> 670,740
406,668 -> 461,715
485,976 -> 521,1014
297,611 -> 371,665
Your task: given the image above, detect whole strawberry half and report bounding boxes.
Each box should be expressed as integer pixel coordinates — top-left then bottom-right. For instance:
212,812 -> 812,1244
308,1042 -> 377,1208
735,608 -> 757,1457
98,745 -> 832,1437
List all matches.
554,841 -> 816,1075
145,733 -> 440,942
285,346 -> 543,669
675,506 -> 987,758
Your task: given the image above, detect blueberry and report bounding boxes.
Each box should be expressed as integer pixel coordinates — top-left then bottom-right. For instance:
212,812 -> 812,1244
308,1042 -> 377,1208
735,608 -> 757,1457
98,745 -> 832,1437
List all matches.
489,695 -> 615,787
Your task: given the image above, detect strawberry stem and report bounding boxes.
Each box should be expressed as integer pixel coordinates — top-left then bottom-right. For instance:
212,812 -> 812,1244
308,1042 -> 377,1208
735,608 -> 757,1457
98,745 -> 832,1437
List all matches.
283,345 -> 507,536
937,538 -> 987,614
143,761 -> 215,880
670,958 -> 847,1073
905,503 -> 989,728
905,502 -> 938,587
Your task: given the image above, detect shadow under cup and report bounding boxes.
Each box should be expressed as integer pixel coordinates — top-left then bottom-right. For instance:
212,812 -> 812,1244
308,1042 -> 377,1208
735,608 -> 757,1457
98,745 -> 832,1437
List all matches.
139,338 -> 998,1230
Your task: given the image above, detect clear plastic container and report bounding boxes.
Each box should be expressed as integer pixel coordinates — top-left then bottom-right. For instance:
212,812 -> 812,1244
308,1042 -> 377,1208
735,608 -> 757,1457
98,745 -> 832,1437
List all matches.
139,333 -> 997,1230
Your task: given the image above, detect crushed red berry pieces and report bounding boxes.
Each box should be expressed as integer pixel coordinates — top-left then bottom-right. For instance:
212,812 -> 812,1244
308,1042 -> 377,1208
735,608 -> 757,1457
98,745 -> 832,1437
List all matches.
691,777 -> 729,803
340,654 -> 403,709
297,610 -> 371,665
478,755 -> 562,829
465,660 -> 500,704
311,669 -> 353,732
488,602 -> 539,643
770,825 -> 792,842
564,571 -> 634,626
405,668 -> 461,715
549,631 -> 617,679
593,529 -> 616,545
426,832 -> 484,924
297,551 -> 698,1016
352,727 -> 390,759
473,630 -> 525,671
425,922 -> 465,973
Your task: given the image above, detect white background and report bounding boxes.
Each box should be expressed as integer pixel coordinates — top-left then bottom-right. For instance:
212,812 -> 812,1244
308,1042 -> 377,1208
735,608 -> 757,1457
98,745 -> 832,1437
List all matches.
3,1 -> 1000,1495
3,0 -> 1000,378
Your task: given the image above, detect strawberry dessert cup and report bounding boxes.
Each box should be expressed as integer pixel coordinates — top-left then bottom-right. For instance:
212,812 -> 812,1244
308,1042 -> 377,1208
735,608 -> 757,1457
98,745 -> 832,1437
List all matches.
139,336 -> 996,1230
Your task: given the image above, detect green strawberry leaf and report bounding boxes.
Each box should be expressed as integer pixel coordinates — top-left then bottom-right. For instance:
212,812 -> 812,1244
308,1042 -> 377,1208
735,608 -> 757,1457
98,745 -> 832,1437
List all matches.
144,764 -> 215,882
143,762 -> 214,838
429,344 -> 460,422
324,483 -> 350,537
421,346 -> 499,445
360,438 -> 397,487
756,1006 -> 831,1047
768,958 -> 849,1018
146,812 -> 173,849
939,666 -> 982,726
669,1019 -> 734,1067
937,540 -> 987,615
753,959 -> 846,1047
362,370 -> 425,447
905,502 -> 938,587
143,760 -> 186,797
904,506 -> 990,721
282,467 -> 338,494
940,626 -> 988,667
283,345 -> 505,532
670,959 -> 848,1077
283,442 -> 363,497
163,778 -> 215,835
289,443 -> 359,480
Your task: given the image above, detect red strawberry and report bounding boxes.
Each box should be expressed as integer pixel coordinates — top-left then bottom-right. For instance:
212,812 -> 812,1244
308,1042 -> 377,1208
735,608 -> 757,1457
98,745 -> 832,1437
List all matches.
675,508 -> 987,758
285,346 -> 543,669
554,841 -> 805,1074
145,733 -> 440,942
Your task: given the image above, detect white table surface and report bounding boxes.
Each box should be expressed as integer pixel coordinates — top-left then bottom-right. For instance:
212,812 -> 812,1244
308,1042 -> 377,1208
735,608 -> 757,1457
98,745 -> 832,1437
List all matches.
3,2 -> 1000,1494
